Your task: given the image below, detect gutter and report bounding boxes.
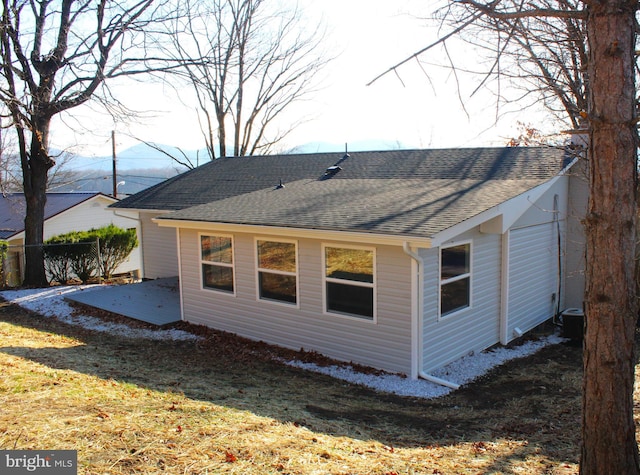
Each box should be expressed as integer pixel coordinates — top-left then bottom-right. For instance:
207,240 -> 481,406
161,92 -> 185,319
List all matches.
154,218 -> 431,248
402,242 -> 460,390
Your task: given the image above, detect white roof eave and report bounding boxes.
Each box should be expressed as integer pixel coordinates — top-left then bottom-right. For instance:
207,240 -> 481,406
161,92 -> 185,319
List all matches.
153,217 -> 432,248
430,174 -> 563,247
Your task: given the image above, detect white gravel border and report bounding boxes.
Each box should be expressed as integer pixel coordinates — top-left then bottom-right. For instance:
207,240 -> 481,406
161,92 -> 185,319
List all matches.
0,285 -> 199,341
287,333 -> 565,399
1,285 -> 566,399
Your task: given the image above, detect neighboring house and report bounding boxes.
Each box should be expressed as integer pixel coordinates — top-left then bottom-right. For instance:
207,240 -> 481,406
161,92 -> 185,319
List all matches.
1,192 -> 141,285
112,147 -> 588,380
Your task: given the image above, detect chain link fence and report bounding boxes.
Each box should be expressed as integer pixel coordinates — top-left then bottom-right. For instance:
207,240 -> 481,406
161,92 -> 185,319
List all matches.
1,241 -> 103,289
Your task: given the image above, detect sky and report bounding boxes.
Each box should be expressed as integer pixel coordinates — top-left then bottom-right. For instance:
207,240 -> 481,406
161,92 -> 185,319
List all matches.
49,0 -> 553,160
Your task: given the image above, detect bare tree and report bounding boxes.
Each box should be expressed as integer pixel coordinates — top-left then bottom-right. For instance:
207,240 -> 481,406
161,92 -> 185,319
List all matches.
46,152 -> 85,191
371,0 -> 588,131
167,0 -> 330,159
133,138 -> 202,169
372,1 -> 638,472
0,0 -> 182,286
451,0 -> 587,128
506,121 -> 566,146
0,121 -> 21,193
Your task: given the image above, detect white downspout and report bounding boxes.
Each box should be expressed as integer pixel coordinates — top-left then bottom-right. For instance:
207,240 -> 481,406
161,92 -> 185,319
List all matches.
174,227 -> 185,322
499,231 -> 510,344
402,242 -> 460,390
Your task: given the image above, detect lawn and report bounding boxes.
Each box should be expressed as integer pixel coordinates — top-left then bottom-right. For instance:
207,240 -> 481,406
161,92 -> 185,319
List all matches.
0,296 -> 605,474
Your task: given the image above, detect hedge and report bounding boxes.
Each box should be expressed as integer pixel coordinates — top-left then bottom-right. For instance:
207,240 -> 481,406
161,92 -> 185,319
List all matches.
44,225 -> 138,283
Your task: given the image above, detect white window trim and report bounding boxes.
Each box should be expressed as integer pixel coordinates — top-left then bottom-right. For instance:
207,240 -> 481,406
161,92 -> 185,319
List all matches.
254,237 -> 300,308
322,243 -> 377,323
438,240 -> 473,320
199,232 -> 236,295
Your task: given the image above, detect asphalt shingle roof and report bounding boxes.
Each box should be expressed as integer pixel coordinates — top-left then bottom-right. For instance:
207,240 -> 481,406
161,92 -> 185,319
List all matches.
165,178 -> 548,238
113,147 -> 574,238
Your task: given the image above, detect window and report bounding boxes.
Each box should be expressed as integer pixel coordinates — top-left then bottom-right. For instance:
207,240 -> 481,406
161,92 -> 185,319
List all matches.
324,246 -> 375,319
257,240 -> 297,304
200,235 -> 234,293
440,243 -> 471,316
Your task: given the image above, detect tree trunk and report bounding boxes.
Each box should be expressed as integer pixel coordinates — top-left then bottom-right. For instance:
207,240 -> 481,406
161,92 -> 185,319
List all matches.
581,0 -> 639,472
22,122 -> 52,287
217,109 -> 227,158
23,184 -> 48,287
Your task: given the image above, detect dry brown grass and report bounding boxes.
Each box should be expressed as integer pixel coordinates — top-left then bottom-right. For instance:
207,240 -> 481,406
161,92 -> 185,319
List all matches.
0,298 -> 590,474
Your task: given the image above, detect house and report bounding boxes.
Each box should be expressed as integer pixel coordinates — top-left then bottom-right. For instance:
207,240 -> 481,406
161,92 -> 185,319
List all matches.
1,192 -> 142,285
112,147 -> 587,381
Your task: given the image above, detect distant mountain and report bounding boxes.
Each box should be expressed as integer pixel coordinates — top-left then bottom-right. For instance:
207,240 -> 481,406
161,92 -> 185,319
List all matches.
115,143 -> 209,169
62,143 -> 203,172
61,139 -> 412,173
51,139 -> 413,196
50,168 -> 181,196
290,139 -> 412,155
62,139 -> 412,173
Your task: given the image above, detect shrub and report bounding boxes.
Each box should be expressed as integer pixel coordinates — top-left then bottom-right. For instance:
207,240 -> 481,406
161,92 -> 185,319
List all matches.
70,232 -> 99,284
0,240 -> 7,287
43,236 -> 74,284
44,231 -> 97,284
94,224 -> 138,279
43,225 -> 138,283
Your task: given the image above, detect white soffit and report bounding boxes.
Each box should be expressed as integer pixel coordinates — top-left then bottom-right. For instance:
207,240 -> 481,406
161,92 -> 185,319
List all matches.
430,176 -> 562,247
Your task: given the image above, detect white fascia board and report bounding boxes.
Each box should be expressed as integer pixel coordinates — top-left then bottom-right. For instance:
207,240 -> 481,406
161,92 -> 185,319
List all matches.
111,208 -> 171,225
83,194 -> 117,207
431,176 -> 562,247
110,208 -> 141,220
153,218 -> 432,248
5,231 -> 23,241
114,207 -> 171,214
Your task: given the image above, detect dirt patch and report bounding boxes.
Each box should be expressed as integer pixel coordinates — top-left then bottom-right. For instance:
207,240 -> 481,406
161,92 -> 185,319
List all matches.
452,341 -> 583,409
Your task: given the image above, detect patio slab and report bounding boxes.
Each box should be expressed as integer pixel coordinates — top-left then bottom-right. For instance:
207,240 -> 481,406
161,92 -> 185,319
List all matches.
65,277 -> 181,326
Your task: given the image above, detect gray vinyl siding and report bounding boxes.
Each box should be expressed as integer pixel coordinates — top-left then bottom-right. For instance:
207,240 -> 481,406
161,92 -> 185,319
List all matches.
506,177 -> 568,336
421,229 -> 502,373
179,228 -> 414,374
419,181 -> 574,373
507,223 -> 559,337
140,212 -> 179,279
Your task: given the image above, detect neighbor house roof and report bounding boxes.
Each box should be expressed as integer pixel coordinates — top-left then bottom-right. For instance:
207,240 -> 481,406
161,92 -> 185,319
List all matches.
114,147 -> 576,239
0,192 -> 112,239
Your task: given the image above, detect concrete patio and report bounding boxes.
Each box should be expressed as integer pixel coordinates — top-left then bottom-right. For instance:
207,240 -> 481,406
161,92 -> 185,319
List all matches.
65,277 -> 181,326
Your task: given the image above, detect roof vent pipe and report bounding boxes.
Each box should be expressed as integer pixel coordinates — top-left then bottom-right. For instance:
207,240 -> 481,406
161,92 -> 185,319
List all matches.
324,166 -> 342,177
334,143 -> 350,165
